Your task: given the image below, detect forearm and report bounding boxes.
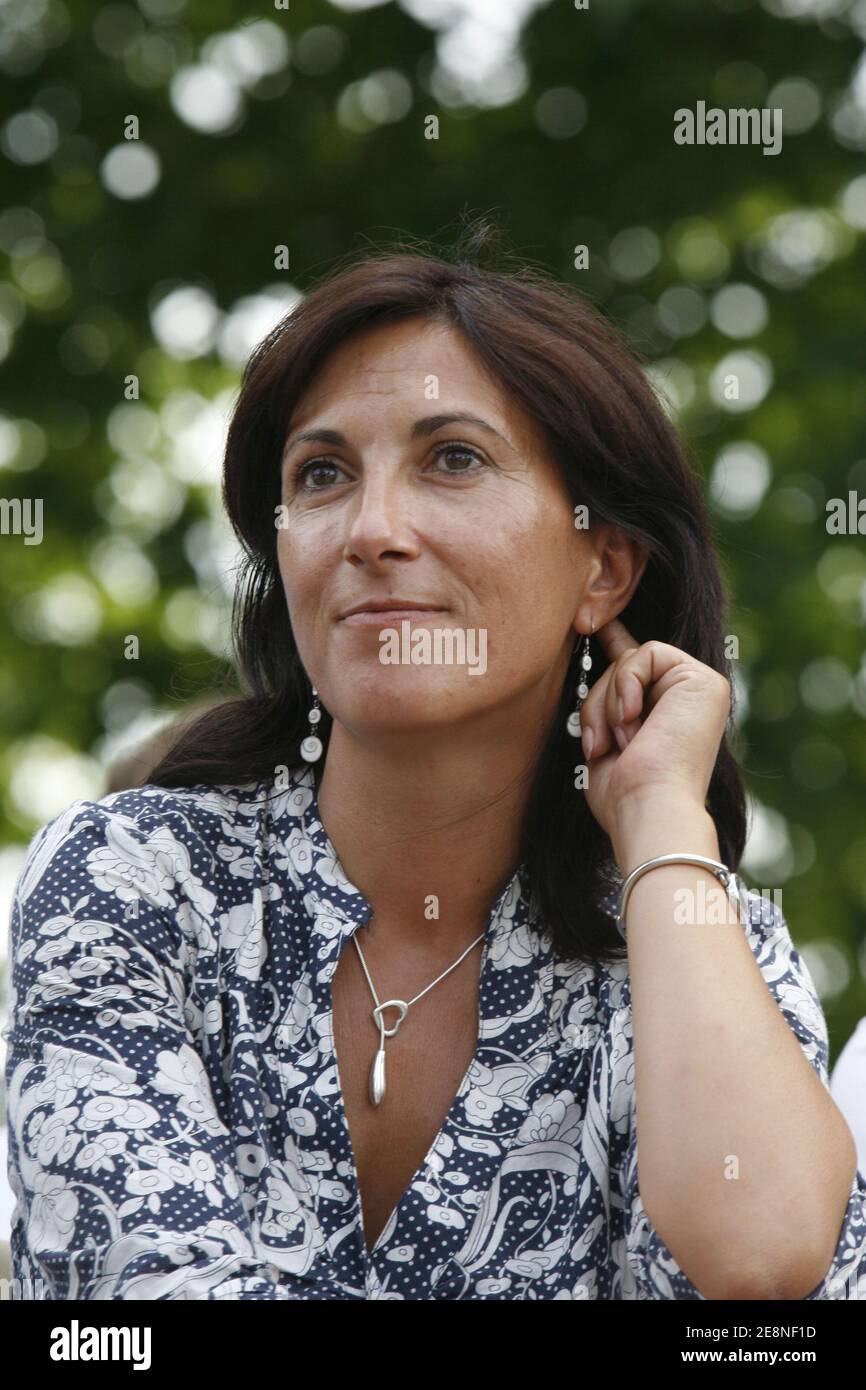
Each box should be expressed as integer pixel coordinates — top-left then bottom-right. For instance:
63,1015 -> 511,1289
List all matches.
612,793 -> 858,1300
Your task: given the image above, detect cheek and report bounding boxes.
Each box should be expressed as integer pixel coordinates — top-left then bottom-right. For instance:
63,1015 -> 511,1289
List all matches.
275,535 -> 296,605
459,570 -> 563,680
472,520 -> 571,614
481,533 -> 578,664
275,527 -> 323,608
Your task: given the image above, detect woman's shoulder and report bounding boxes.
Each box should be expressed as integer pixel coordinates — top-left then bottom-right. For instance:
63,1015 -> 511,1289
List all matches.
10,776 -> 283,923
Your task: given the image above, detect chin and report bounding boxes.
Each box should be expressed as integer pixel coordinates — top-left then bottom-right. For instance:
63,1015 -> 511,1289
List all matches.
333,677 -> 477,730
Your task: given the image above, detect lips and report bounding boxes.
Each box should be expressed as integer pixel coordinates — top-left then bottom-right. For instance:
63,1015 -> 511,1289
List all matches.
338,600 -> 446,621
339,606 -> 449,627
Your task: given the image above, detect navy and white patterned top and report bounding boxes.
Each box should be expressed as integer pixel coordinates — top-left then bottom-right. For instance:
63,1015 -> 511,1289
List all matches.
4,763 -> 866,1300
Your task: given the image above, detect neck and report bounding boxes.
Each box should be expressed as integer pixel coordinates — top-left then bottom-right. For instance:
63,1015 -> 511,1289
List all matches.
314,713 -> 547,959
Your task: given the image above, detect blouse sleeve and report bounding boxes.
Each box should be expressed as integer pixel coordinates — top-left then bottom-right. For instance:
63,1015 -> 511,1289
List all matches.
619,889 -> 866,1301
3,798 -> 297,1301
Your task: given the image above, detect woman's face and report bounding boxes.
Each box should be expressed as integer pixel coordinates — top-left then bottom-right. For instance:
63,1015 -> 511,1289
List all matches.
277,315 -> 630,741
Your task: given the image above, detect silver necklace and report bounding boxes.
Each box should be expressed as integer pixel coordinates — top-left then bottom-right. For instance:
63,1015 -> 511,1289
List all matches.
352,927 -> 486,1107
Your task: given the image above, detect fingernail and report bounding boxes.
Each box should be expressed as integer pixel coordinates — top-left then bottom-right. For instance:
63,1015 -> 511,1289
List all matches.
617,696 -> 625,724
583,727 -> 594,758
614,726 -> 628,752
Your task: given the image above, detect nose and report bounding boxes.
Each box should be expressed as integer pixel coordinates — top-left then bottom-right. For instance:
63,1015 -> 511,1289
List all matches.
341,466 -> 421,567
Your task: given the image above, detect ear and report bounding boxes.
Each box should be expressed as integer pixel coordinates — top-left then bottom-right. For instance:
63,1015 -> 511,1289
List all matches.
573,525 -> 649,631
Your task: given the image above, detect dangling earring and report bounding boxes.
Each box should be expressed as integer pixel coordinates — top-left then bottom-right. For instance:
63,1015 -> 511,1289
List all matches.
566,623 -> 594,740
300,684 -> 323,762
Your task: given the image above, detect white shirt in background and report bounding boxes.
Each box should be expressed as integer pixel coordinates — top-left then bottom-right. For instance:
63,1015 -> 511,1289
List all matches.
831,1016 -> 866,1179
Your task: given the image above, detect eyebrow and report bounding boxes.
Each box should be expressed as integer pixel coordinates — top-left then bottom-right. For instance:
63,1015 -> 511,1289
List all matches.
282,412 -> 512,458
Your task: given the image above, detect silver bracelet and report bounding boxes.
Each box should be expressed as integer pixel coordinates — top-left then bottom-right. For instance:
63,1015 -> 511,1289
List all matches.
617,853 -> 748,933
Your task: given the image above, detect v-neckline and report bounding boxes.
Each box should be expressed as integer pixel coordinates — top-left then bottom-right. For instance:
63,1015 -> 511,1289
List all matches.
325,907 -> 498,1261
284,764 -> 532,1273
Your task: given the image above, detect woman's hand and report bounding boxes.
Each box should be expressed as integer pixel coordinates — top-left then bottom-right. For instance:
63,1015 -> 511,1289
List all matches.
579,617 -> 732,842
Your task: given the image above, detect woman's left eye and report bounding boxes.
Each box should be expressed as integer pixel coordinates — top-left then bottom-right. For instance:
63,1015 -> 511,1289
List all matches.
430,442 -> 486,474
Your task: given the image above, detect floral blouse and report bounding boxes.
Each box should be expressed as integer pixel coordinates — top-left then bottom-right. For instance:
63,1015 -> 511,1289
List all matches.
4,763 -> 866,1301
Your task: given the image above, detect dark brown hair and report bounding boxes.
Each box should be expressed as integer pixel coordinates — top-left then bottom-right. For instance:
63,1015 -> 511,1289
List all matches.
146,218 -> 747,966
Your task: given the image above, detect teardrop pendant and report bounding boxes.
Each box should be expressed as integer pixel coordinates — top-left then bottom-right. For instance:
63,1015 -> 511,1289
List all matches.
369,1047 -> 386,1106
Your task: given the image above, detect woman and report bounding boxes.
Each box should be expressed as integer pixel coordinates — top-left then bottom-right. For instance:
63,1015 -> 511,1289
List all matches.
5,227 -> 866,1300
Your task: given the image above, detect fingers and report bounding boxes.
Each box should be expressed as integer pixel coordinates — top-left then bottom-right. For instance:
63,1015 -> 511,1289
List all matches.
582,621 -> 642,758
603,664 -> 643,755
595,617 -> 640,663
578,664 -> 619,760
607,667 -> 644,728
581,636 -> 715,759
584,642 -> 667,758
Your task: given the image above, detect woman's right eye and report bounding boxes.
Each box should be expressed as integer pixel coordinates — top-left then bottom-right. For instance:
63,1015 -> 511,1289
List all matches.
291,457 -> 345,490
